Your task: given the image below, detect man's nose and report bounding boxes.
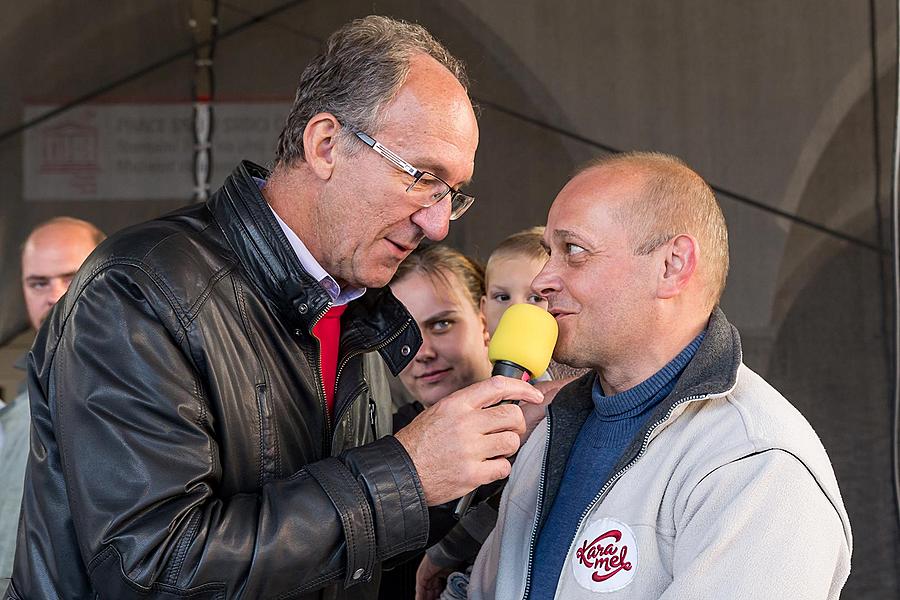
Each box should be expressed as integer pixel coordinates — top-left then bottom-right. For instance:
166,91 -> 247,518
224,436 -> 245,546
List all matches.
411,199 -> 451,242
47,278 -> 69,305
531,264 -> 561,298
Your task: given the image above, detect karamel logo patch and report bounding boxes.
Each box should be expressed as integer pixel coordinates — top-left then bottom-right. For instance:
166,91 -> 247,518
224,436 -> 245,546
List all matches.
571,517 -> 637,592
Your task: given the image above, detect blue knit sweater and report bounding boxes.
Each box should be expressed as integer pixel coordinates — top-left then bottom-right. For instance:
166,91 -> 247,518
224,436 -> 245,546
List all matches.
529,332 -> 705,599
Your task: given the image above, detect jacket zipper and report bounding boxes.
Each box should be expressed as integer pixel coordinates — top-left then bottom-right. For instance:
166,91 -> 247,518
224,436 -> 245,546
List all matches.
368,397 -> 378,440
306,303 -> 332,458
326,318 -> 412,451
521,414 -> 553,600
540,393 -> 710,600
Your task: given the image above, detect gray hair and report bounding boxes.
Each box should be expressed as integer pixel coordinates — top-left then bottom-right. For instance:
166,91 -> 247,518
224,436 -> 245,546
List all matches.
275,15 -> 469,167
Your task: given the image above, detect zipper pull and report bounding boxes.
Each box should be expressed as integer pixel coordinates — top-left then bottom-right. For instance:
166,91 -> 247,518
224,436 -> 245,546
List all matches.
368,396 -> 378,440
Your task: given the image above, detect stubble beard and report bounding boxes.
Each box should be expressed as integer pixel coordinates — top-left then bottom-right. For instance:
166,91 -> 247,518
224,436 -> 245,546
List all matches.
552,329 -> 587,369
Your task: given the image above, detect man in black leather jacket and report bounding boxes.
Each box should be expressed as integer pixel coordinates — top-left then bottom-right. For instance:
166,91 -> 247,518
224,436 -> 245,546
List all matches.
7,16 -> 541,600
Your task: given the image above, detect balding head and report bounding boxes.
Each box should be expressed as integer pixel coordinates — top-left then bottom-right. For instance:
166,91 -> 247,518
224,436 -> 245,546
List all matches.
21,217 -> 105,330
533,152 -> 727,390
576,152 -> 729,311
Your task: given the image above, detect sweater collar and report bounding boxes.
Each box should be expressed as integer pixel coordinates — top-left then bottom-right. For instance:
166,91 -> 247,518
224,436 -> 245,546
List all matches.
591,330 -> 706,419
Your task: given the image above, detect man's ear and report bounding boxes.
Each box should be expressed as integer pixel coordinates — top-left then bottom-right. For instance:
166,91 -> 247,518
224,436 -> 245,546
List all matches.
657,234 -> 698,299
302,112 -> 341,181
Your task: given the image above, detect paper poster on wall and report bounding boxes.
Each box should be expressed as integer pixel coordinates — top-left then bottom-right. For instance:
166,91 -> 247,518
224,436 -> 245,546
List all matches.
23,102 -> 290,201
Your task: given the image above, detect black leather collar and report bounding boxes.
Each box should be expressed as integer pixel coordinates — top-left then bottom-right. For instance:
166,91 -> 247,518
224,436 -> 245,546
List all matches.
206,161 -> 420,373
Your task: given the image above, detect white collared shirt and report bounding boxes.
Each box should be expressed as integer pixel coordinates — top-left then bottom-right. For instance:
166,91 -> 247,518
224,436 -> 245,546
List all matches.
260,180 -> 366,307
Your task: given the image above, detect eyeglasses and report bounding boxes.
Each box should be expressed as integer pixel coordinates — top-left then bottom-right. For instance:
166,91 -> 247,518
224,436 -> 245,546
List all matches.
354,131 -> 475,220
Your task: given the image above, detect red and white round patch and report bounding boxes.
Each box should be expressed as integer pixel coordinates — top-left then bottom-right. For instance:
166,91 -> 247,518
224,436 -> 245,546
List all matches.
570,517 -> 638,593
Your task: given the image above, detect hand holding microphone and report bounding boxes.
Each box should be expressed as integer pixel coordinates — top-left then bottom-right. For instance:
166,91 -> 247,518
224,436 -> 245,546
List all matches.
394,304 -> 557,509
454,303 -> 558,518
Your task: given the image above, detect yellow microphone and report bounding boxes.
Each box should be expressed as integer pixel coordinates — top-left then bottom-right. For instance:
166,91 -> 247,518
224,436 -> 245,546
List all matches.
487,303 -> 559,381
454,303 -> 558,518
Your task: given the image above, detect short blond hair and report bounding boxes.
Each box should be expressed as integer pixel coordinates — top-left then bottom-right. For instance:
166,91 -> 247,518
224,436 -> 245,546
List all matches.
577,152 -> 729,308
486,226 -> 548,281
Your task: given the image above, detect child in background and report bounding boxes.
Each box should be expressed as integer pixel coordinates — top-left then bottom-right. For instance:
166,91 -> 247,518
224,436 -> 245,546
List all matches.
380,244 -> 493,600
411,231 -> 590,600
389,245 -> 492,424
480,227 -> 548,337
482,227 -> 586,381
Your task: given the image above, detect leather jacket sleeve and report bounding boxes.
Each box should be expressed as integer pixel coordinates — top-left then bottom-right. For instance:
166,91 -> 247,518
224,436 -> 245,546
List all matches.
19,264 -> 429,599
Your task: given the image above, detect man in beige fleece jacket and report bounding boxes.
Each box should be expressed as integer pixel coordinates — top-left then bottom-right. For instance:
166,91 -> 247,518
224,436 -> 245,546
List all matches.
469,152 -> 851,600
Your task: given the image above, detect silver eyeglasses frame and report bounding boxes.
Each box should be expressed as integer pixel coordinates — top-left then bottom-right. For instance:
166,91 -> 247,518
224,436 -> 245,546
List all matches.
354,131 -> 475,220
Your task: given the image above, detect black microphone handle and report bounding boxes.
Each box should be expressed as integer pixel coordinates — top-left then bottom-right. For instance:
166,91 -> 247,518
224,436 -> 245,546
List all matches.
453,360 -> 528,519
491,360 -> 527,380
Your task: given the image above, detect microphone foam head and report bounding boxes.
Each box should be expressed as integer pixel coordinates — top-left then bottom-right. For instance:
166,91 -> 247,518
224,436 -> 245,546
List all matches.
488,303 -> 559,378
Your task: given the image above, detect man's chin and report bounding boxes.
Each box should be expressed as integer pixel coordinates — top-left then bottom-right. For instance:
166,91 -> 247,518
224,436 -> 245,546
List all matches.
358,274 -> 393,290
552,338 -> 591,370
353,261 -> 403,289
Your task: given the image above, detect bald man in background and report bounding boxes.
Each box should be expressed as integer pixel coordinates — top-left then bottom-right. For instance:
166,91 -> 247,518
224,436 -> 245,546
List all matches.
20,217 -> 106,332
0,217 -> 104,596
